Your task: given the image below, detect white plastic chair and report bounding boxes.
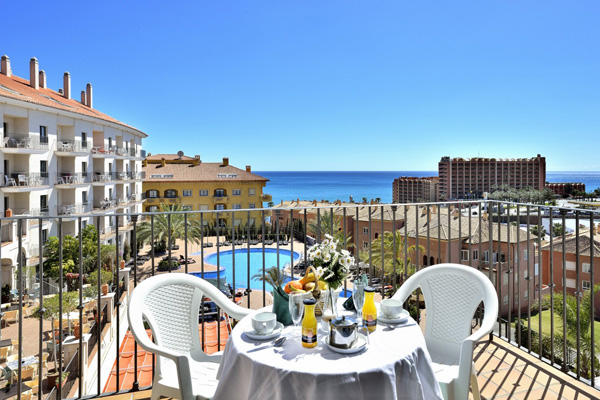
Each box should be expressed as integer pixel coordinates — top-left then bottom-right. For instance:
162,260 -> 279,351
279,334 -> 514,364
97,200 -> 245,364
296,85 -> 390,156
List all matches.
127,273 -> 252,400
4,175 -> 16,186
392,263 -> 498,400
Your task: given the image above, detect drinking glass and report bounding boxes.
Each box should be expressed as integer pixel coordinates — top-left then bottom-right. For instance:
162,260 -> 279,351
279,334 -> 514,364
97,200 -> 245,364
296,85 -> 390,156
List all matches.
288,292 -> 305,337
353,282 -> 365,325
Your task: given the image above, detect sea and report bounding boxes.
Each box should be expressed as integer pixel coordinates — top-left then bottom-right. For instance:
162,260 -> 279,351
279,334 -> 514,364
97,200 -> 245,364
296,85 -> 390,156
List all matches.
255,171 -> 600,206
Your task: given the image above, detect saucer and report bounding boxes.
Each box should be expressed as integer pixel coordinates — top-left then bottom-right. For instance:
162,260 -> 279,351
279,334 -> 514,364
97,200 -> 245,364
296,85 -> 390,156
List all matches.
325,333 -> 368,354
244,322 -> 284,340
377,309 -> 409,325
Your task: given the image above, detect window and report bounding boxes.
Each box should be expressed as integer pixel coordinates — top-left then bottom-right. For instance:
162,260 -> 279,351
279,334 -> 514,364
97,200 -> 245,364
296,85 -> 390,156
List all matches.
40,160 -> 47,178
42,229 -> 48,244
199,204 -> 209,211
461,250 -> 469,261
249,203 -> 256,209
249,189 -> 255,196
583,263 -> 591,273
199,190 -> 208,196
232,189 -> 242,196
39,126 -> 48,143
82,162 -> 87,175
483,251 -> 489,262
147,205 -> 158,212
249,218 -> 255,226
566,278 -> 576,288
523,250 -> 528,261
147,190 -> 158,198
182,205 -> 192,211
363,227 -> 369,235
363,241 -> 369,249
233,204 -> 242,209
472,250 -> 479,261
214,189 -> 225,197
165,189 -> 177,198
583,280 -> 591,290
565,261 -> 576,271
503,294 -> 508,305
234,219 -> 242,226
524,289 -> 529,299
81,132 -> 87,148
40,195 -> 48,212
215,204 -> 225,210
108,137 -> 112,150
183,190 -> 192,197
502,272 -> 508,286
82,191 -> 88,205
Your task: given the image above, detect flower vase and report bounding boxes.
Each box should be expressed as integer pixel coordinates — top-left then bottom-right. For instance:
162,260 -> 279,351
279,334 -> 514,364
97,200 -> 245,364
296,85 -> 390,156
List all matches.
321,287 -> 340,331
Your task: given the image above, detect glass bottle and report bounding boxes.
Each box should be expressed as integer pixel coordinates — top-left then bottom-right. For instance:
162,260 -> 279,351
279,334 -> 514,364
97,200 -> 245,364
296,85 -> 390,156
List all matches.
302,298 -> 318,348
362,286 -> 377,332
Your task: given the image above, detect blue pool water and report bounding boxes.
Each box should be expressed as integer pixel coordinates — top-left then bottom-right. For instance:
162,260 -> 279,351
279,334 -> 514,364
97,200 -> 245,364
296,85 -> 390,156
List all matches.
189,248 -> 301,291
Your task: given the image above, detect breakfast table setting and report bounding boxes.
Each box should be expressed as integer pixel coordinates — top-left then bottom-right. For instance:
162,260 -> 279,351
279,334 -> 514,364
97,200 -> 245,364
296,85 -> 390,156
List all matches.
213,235 -> 443,400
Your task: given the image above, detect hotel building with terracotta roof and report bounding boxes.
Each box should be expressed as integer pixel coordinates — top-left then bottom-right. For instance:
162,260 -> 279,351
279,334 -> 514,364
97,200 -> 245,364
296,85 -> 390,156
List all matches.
0,54 -> 146,285
438,154 -> 546,200
142,155 -> 270,228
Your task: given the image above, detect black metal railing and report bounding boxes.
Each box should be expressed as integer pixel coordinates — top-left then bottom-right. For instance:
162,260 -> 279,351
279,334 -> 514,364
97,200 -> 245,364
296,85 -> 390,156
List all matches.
1,200 -> 599,400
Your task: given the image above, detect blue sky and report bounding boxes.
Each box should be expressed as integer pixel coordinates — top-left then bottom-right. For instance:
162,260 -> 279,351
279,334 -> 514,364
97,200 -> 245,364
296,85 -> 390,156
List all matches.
3,1 -> 599,171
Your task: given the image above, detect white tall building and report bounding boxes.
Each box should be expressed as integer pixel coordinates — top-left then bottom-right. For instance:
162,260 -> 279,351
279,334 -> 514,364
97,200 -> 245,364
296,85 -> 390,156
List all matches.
0,55 -> 147,288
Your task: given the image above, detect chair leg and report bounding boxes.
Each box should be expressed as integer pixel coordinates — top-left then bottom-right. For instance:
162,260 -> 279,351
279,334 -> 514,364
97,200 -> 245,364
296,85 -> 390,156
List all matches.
470,370 -> 481,400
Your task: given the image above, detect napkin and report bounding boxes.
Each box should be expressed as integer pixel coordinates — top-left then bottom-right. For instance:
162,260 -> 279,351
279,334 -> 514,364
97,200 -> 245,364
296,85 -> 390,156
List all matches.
272,286 -> 293,326
342,295 -> 356,311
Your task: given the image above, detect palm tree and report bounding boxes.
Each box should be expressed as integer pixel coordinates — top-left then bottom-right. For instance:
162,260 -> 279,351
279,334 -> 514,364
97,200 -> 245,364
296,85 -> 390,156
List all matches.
553,285 -> 600,379
307,210 -> 352,247
361,230 -> 423,284
136,203 -> 203,249
252,265 -> 284,291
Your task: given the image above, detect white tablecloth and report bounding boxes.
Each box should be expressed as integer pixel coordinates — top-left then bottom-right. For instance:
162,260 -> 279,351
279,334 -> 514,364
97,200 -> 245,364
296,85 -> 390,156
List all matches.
214,305 -> 443,400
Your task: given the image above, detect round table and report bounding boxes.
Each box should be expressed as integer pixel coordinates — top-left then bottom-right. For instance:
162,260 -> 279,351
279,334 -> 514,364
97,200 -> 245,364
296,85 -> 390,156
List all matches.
214,304 -> 443,400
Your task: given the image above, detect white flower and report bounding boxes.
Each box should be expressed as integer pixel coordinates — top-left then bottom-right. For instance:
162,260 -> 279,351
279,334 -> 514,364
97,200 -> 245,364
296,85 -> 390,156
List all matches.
323,252 -> 331,262
316,266 -> 324,278
341,249 -> 350,257
325,234 -> 333,240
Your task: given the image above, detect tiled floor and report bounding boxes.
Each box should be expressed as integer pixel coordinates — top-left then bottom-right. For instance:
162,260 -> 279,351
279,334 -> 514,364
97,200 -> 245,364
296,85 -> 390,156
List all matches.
103,336 -> 600,400
472,337 -> 600,400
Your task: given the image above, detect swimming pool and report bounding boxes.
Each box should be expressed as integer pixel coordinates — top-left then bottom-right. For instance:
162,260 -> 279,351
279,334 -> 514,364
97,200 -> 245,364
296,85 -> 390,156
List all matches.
189,248 -> 301,291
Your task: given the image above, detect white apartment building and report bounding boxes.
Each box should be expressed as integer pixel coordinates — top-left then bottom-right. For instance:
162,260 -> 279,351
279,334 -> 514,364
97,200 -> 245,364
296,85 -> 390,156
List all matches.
0,55 -> 147,288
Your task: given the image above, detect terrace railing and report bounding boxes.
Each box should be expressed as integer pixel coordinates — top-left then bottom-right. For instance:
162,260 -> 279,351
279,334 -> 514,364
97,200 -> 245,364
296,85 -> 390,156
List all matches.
1,200 -> 599,400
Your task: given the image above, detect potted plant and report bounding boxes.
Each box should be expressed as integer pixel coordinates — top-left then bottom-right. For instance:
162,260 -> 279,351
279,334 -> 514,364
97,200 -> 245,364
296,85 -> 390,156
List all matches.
87,269 -> 113,296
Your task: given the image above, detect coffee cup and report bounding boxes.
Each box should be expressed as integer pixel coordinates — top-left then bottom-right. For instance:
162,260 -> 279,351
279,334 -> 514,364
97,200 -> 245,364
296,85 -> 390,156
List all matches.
380,299 -> 403,319
251,312 -> 277,335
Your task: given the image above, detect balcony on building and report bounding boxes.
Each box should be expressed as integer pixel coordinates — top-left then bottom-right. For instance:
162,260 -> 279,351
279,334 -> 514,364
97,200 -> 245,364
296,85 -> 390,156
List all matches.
1,172 -> 50,192
2,133 -> 49,153
3,200 -> 600,400
55,139 -> 93,155
57,202 -> 90,216
55,172 -> 92,187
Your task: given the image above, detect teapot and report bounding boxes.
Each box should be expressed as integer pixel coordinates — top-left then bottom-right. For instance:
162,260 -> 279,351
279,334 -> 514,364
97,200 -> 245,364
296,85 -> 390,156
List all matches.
329,316 -> 358,349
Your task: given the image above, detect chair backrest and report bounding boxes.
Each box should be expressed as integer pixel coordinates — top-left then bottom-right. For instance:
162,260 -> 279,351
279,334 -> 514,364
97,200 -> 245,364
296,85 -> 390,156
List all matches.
128,274 -> 251,377
6,354 -> 18,362
21,366 -> 36,380
392,263 -> 498,361
3,310 -> 18,323
0,347 -> 9,358
21,390 -> 32,400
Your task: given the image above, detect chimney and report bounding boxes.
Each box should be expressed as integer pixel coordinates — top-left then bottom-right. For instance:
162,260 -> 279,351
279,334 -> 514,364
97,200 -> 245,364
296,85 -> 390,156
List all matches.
222,157 -> 229,166
86,83 -> 93,108
161,158 -> 166,167
193,155 -> 200,166
1,55 -> 11,76
63,72 -> 71,99
58,88 -> 63,95
29,57 -> 39,89
246,165 -> 251,172
80,90 -> 87,105
39,70 -> 46,89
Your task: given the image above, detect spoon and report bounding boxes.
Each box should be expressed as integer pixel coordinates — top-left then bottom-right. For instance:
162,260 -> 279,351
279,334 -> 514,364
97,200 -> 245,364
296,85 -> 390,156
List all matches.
248,336 -> 286,352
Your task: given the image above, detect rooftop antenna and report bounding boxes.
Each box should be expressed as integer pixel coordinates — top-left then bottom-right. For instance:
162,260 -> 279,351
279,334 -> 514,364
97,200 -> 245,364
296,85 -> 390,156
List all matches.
177,150 -> 184,159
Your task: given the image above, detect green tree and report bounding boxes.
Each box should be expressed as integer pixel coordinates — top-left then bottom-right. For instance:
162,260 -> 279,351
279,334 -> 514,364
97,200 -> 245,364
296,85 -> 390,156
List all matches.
552,223 -> 565,238
44,225 -> 100,280
552,285 -> 600,379
530,225 -> 547,238
360,230 -> 423,284
32,292 -> 78,362
307,211 -> 351,247
252,265 -> 284,291
136,203 -> 204,249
